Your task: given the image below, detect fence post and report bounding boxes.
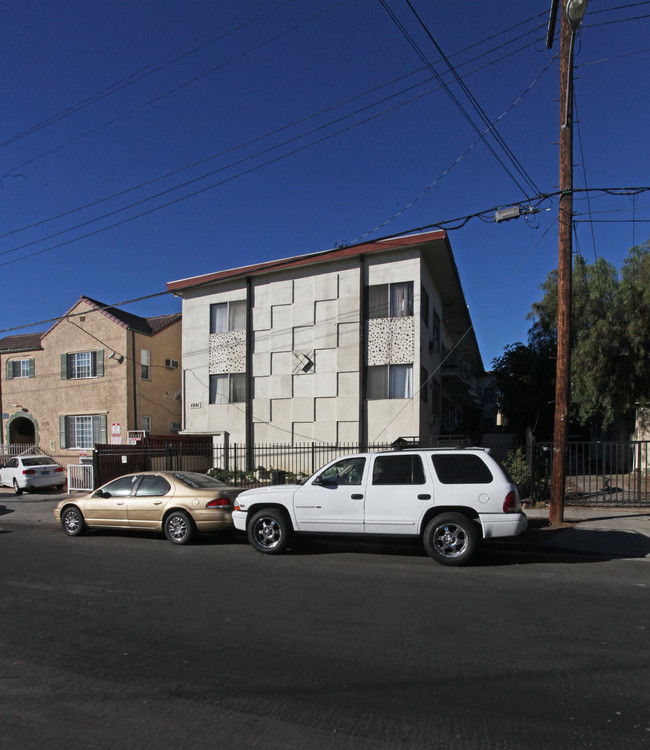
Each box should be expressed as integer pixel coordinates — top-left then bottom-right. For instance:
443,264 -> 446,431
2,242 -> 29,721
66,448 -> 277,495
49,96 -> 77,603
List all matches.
92,448 -> 100,489
637,441 -> 643,503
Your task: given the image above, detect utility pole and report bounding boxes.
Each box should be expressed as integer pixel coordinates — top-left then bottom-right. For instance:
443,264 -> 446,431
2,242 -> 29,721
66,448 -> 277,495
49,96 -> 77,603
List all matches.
547,0 -> 588,526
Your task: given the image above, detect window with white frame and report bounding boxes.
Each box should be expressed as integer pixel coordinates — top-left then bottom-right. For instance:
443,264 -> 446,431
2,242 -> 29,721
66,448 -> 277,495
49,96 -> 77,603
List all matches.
366,282 -> 414,319
61,351 -> 103,379
209,373 -> 246,404
209,300 -> 246,334
366,364 -> 413,400
141,349 -> 151,380
141,415 -> 152,433
7,359 -> 34,379
60,415 -> 107,449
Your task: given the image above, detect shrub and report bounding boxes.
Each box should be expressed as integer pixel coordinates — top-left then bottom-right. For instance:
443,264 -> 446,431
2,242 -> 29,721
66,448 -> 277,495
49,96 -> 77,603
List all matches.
503,446 -> 531,500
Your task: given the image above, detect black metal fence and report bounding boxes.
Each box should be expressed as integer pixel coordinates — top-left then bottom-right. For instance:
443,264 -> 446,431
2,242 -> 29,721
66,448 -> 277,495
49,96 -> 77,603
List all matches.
530,440 -> 650,507
92,440 -> 395,489
7,436 -> 649,506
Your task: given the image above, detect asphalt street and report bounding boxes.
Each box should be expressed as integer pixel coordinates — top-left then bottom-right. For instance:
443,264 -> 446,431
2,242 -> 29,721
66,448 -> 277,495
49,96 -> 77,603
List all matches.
1,491 -> 649,749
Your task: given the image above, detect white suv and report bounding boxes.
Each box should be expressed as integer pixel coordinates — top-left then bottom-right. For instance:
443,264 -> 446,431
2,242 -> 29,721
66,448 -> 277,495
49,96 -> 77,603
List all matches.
232,447 -> 527,565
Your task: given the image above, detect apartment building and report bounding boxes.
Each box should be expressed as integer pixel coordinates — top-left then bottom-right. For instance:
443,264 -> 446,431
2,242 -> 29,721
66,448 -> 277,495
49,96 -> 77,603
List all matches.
167,231 -> 484,454
0,296 -> 182,458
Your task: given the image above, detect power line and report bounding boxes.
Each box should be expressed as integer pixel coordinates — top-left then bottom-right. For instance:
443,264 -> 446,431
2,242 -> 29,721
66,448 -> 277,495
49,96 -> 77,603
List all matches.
0,0 -> 292,152
1,0 -> 348,179
1,13 -> 546,244
0,43 -> 556,267
400,0 -> 542,198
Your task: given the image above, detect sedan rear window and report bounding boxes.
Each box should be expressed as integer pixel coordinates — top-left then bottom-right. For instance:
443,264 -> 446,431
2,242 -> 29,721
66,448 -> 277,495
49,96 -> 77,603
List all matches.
431,454 -> 493,484
22,457 -> 57,467
173,472 -> 227,489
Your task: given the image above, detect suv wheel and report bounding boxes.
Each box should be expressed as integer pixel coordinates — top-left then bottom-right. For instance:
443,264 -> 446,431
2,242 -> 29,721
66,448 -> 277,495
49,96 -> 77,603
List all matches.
423,513 -> 478,566
248,509 -> 291,554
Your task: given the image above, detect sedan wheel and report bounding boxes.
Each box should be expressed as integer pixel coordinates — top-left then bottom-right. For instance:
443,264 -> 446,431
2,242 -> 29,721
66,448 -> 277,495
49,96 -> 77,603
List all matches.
164,511 -> 195,545
423,513 -> 478,566
13,479 -> 23,496
247,509 -> 291,555
61,506 -> 85,537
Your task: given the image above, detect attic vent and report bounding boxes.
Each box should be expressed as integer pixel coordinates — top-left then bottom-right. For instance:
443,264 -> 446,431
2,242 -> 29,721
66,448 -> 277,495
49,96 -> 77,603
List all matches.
165,359 -> 179,369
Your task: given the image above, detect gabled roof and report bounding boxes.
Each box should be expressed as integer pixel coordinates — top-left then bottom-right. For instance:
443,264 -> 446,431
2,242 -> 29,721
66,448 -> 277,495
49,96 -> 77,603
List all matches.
39,296 -> 181,340
0,333 -> 43,353
79,296 -> 181,335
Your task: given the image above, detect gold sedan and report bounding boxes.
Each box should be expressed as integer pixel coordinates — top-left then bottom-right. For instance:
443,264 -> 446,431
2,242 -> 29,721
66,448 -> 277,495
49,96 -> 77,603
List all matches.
54,471 -> 243,545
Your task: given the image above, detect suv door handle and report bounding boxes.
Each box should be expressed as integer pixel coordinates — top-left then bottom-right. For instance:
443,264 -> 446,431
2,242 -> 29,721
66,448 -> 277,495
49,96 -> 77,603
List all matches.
417,494 -> 431,500
351,494 -> 364,499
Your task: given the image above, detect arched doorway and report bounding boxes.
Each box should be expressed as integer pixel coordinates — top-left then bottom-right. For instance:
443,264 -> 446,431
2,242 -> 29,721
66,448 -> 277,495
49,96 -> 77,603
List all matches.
8,414 -> 37,446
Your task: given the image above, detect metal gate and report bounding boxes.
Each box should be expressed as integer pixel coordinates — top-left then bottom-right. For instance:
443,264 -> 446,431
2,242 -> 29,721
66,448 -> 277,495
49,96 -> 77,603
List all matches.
532,440 -> 650,506
67,464 -> 94,492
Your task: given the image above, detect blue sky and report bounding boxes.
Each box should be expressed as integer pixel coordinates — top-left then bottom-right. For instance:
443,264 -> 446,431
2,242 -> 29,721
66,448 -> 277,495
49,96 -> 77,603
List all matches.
2,0 -> 648,367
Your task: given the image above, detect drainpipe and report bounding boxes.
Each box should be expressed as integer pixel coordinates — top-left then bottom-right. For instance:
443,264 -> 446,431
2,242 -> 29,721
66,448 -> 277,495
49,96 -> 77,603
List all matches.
245,276 -> 253,469
359,255 -> 367,450
131,329 -> 138,430
0,353 -> 3,446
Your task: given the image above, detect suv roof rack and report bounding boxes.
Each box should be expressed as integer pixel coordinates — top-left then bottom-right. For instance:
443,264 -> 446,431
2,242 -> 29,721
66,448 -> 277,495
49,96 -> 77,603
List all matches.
390,436 -> 479,451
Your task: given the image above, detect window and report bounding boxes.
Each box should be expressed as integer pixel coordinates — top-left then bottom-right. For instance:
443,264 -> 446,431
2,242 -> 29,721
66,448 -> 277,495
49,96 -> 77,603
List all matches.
431,454 -> 494,484
431,309 -> 441,353
366,364 -> 412,399
135,475 -> 171,497
7,359 -> 34,379
365,282 -> 414,319
141,415 -> 151,433
61,351 -> 104,380
317,457 -> 366,485
141,349 -> 150,380
210,300 -> 246,333
421,286 -> 430,326
60,415 -> 107,449
372,455 -> 425,485
209,373 -> 246,404
97,475 -> 139,497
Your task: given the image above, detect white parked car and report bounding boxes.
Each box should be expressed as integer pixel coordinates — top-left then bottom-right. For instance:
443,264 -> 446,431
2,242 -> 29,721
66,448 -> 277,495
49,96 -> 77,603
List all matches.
0,455 -> 66,494
233,447 -> 528,566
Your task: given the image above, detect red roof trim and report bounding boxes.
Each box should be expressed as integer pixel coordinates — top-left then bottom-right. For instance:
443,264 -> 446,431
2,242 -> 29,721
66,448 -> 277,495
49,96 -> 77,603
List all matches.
167,230 -> 447,293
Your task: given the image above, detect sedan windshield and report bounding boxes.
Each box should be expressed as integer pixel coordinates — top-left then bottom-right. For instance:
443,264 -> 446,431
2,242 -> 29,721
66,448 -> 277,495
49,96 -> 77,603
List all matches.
173,472 -> 227,489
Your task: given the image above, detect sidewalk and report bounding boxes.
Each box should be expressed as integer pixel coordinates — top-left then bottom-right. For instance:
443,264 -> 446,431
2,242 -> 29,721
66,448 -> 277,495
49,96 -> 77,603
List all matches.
1,491 -> 649,559
511,506 -> 650,558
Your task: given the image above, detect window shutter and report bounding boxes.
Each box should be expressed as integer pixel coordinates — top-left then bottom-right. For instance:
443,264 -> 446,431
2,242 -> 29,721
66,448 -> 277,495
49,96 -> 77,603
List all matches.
28,359 -> 35,378
7,360 -> 13,380
96,349 -> 104,377
59,416 -> 67,449
61,353 -> 68,380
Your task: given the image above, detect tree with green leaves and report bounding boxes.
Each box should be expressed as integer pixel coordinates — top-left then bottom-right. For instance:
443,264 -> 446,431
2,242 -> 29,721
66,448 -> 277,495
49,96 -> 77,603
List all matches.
493,239 -> 650,438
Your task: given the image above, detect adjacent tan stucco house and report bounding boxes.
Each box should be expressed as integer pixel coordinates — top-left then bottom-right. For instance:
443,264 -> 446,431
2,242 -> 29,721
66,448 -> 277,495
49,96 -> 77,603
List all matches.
167,230 -> 485,455
0,297 -> 182,463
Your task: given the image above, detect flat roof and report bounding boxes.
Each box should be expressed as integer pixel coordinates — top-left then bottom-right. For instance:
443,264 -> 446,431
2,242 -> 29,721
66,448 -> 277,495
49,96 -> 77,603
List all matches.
166,230 -> 448,293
